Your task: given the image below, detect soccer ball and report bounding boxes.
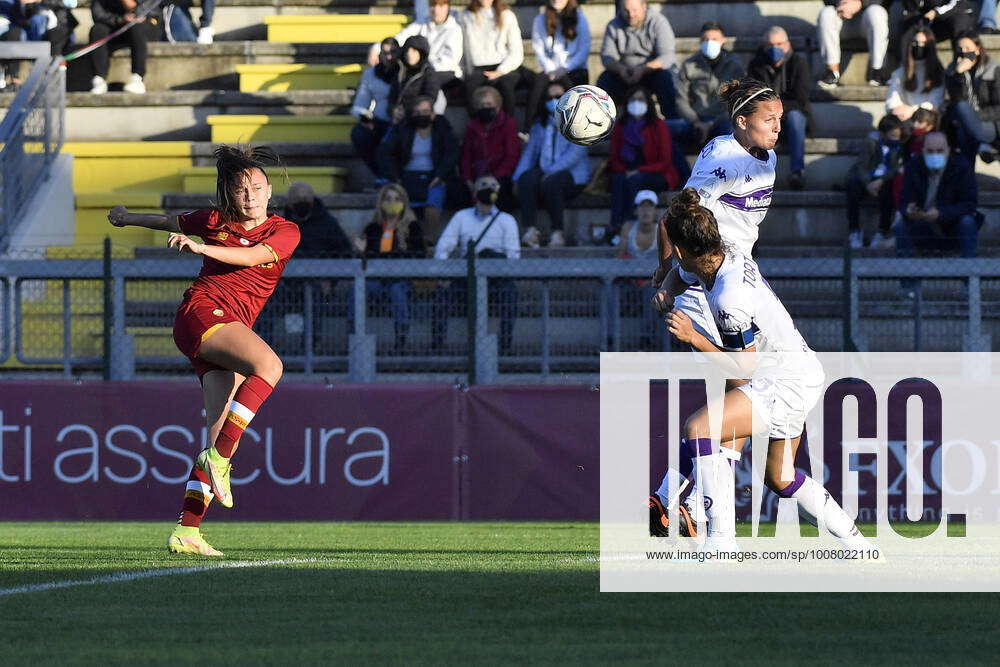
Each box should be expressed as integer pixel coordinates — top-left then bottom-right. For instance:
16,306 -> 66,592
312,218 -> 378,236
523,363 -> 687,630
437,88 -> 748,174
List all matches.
555,85 -> 617,146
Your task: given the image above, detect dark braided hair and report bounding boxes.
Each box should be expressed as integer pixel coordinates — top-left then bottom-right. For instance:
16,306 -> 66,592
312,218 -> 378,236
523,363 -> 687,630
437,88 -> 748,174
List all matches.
718,77 -> 780,122
663,188 -> 723,258
213,145 -> 283,224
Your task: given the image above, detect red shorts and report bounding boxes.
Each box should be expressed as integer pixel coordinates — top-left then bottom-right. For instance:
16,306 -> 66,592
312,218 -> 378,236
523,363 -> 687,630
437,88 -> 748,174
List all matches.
173,297 -> 243,382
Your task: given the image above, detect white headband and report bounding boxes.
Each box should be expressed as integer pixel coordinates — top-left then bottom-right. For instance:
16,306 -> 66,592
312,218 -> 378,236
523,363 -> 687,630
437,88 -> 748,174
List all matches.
731,87 -> 774,118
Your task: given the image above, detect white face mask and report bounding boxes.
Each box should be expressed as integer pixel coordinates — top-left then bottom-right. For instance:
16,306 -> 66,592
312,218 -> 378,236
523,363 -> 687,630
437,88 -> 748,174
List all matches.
701,39 -> 722,60
627,100 -> 647,118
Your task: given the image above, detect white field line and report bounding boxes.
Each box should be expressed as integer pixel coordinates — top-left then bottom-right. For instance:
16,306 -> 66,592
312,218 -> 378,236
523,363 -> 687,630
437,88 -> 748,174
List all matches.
0,558 -> 318,597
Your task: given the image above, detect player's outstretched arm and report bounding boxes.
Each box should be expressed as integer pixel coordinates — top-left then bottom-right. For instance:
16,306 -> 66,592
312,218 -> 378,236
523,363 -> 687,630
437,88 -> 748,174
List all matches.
108,205 -> 181,233
167,233 -> 274,267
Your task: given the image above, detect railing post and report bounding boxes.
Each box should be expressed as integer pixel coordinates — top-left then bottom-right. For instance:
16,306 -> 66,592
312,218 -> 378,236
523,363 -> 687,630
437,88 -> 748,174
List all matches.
964,275 -> 991,351
102,237 -> 111,380
303,281 -> 314,375
466,240 -> 476,385
348,266 -> 375,382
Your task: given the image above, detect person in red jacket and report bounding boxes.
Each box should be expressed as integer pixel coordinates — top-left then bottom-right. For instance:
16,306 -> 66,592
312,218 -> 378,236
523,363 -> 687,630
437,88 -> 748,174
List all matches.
460,85 -> 522,210
607,85 -> 679,241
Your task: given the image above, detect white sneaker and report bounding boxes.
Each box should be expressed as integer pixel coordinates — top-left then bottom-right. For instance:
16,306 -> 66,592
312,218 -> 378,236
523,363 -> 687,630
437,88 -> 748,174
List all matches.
123,73 -> 145,94
848,230 -> 863,249
197,26 -> 215,45
521,226 -> 540,249
90,75 -> 108,95
548,230 -> 565,248
870,231 -> 893,249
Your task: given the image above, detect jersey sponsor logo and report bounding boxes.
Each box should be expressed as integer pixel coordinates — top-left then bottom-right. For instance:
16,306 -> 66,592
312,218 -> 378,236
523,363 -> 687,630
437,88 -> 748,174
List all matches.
718,186 -> 773,212
711,167 -> 727,180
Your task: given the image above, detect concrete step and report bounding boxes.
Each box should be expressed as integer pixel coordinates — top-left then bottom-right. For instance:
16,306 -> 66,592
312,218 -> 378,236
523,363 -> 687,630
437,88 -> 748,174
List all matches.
237,63 -> 363,91
207,114 -> 354,142
264,14 -> 408,42
180,165 -> 348,193
157,190 -> 1000,249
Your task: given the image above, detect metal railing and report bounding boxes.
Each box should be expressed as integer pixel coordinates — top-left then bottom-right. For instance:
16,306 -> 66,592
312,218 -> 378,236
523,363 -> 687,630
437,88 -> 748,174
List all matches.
1,250 -> 999,381
0,55 -> 66,248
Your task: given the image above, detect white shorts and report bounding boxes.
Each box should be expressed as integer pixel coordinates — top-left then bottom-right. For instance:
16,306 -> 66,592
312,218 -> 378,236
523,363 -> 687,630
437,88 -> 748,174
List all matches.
736,357 -> 825,440
673,285 -> 721,346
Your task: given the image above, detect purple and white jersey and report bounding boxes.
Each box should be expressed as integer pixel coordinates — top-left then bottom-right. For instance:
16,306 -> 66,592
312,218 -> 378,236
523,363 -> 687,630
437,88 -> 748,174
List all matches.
684,134 -> 776,257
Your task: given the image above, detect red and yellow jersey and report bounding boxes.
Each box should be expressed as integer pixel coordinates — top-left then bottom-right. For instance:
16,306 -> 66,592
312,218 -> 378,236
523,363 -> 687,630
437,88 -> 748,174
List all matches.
177,209 -> 301,326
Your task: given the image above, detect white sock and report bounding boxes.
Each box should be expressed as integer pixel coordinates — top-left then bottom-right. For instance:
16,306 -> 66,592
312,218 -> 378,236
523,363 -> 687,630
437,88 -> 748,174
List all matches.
781,472 -> 862,542
682,439 -> 737,539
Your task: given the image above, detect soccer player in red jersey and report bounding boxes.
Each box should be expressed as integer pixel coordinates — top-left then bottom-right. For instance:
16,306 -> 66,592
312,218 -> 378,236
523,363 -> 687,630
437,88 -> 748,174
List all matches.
108,145 -> 301,557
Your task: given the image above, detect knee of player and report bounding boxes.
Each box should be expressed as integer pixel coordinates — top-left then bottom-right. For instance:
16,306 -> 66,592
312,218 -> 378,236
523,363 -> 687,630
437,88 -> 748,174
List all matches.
763,467 -> 791,493
683,415 -> 706,441
256,355 -> 283,386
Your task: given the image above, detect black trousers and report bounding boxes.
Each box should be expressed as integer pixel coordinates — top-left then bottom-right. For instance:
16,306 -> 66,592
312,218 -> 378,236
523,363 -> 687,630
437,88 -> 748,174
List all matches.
89,19 -> 163,78
846,176 -> 895,234
517,167 -> 583,232
464,65 -> 523,118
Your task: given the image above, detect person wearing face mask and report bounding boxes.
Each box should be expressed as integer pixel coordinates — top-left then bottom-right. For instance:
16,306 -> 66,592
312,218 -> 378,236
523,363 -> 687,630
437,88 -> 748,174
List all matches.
391,34 -> 446,115
899,0 -> 976,64
512,81 -> 590,248
351,37 -> 401,180
844,115 -> 906,249
386,0 -> 464,95
613,190 -> 664,350
605,85 -> 679,242
282,181 -> 352,259
357,183 -> 426,353
432,175 -> 520,354
886,28 -> 946,121
945,30 -> 1000,163
524,0 -> 591,132
748,26 -> 811,189
895,131 -> 980,258
460,86 -> 521,210
672,22 -> 745,149
377,95 -> 459,241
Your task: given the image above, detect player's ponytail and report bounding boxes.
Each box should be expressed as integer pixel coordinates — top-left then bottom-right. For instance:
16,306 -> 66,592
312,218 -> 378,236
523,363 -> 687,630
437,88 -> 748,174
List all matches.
214,144 -> 285,223
719,77 -> 778,121
663,188 -> 723,258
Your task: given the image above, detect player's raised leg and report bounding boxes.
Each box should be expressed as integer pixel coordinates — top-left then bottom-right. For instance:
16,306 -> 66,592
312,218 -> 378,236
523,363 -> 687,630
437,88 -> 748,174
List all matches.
195,321 -> 283,508
168,370 -> 244,556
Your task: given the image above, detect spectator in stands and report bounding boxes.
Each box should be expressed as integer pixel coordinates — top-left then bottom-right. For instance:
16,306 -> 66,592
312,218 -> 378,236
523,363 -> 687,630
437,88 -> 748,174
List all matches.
886,28 -> 946,121
899,0 -> 977,60
607,85 -> 678,241
433,175 -> 520,354
614,189 -> 661,350
351,37 -> 400,181
391,0 -> 464,95
907,106 -> 940,155
817,0 -> 891,89
391,35 -> 444,114
88,0 -> 164,94
845,114 -> 906,248
749,26 -> 811,189
672,21 -> 744,148
460,85 -> 521,210
459,0 -> 524,119
513,79 -> 590,248
358,183 -> 427,353
525,0 -> 591,126
598,0 -> 677,117
0,0 -> 77,55
164,1 -> 215,44
377,95 -> 459,240
283,181 -> 353,258
945,30 -> 1000,163
895,131 -> 980,257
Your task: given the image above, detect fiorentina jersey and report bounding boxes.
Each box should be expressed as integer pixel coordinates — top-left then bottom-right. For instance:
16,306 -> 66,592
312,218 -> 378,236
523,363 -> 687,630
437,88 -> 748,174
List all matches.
684,134 -> 776,257
697,252 -> 811,356
178,209 -> 301,326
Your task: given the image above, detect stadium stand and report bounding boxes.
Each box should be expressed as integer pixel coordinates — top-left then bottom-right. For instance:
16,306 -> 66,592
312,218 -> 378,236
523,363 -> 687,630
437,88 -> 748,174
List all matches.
1,0 -> 999,377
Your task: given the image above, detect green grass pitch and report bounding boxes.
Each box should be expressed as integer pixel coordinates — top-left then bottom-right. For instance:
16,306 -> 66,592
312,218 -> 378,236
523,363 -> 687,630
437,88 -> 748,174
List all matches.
1,521 -> 998,664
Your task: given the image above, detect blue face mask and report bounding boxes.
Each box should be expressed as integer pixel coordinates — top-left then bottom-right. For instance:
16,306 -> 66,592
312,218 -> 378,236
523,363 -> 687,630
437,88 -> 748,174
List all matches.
545,98 -> 558,114
924,153 -> 947,170
700,40 -> 722,60
766,46 -> 786,65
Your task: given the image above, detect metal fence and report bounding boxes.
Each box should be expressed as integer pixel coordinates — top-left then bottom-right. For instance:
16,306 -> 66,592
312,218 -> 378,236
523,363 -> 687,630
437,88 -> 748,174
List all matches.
0,55 -> 66,248
1,248 -> 999,382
